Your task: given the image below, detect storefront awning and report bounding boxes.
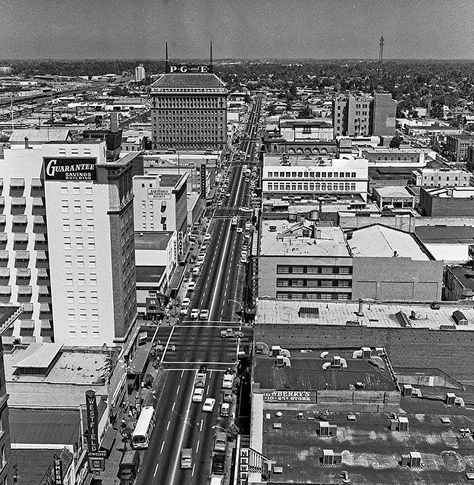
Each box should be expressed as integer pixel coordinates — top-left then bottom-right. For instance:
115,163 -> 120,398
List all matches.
100,427 -> 116,454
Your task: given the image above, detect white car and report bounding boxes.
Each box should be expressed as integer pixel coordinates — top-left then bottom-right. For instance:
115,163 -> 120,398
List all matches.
202,398 -> 216,413
190,309 -> 199,319
180,307 -> 188,316
204,234 -> 211,242
199,309 -> 210,320
187,282 -> 196,292
182,297 -> 190,308
236,227 -> 243,233
222,374 -> 234,389
192,388 -> 204,403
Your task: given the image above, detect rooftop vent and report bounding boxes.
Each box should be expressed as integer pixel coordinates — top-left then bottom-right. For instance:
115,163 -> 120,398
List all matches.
269,226 -> 277,232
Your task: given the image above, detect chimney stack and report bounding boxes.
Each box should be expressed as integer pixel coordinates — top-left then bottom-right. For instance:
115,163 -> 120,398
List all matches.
24,136 -> 29,149
356,298 -> 364,317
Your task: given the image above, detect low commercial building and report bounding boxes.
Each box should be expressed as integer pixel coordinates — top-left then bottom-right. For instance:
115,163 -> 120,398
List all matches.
348,224 -> 443,301
361,147 -> 430,167
446,134 -> 474,162
278,117 -> 333,142
414,225 -> 474,264
418,186 -> 474,217
410,167 -> 471,188
262,153 -> 369,202
258,220 -> 353,301
258,220 -> 442,302
444,265 -> 474,301
248,299 -> 474,484
372,186 -> 416,210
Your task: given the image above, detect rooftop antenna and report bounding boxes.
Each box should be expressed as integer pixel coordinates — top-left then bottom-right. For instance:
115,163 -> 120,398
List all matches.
10,92 -> 13,132
209,41 -> 213,72
165,41 -> 170,73
377,33 -> 384,86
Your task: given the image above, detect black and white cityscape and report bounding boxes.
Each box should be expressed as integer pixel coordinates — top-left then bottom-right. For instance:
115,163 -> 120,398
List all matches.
0,1 -> 474,484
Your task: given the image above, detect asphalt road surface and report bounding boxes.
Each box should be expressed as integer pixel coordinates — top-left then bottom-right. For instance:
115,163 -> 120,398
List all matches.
135,96 -> 262,485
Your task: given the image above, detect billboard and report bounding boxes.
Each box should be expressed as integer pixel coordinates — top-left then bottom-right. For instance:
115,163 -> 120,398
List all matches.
200,164 -> 207,198
147,188 -> 171,200
85,390 -> 99,452
262,390 -> 317,403
44,158 -> 97,181
165,64 -> 213,74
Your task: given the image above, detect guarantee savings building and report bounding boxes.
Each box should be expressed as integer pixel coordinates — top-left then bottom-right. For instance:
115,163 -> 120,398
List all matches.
0,139 -> 137,347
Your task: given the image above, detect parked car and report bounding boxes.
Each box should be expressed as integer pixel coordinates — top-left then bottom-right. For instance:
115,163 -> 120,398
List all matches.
190,309 -> 199,319
192,387 -> 204,403
199,309 -> 210,320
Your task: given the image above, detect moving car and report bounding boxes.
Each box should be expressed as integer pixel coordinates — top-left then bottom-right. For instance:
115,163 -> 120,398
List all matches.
202,398 -> 216,412
187,282 -> 196,292
192,387 -> 204,403
213,431 -> 227,452
199,309 -> 210,320
180,448 -> 192,469
195,370 -> 207,388
190,308 -> 199,319
223,390 -> 233,403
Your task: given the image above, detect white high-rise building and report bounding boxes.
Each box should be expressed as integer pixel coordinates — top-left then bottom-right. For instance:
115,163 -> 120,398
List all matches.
0,139 -> 138,346
135,64 -> 146,82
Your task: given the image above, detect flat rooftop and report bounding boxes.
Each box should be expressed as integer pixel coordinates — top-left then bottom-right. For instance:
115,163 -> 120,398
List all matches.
415,225 -> 474,244
254,352 -> 397,392
255,299 -> 474,331
135,231 -> 173,251
5,347 -> 110,385
262,198 -> 376,213
426,187 -> 474,198
261,405 -> 474,484
373,186 -> 415,198
348,224 -> 431,260
136,265 -> 166,283
263,154 -> 365,167
260,220 -> 350,258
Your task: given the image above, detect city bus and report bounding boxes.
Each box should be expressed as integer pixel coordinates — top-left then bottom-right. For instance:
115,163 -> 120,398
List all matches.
131,406 -> 156,449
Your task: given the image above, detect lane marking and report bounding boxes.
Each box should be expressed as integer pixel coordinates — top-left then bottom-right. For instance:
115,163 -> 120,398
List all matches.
154,463 -> 159,477
172,402 -> 175,411
168,370 -> 199,485
200,420 -> 203,432
176,384 -> 180,394
167,420 -> 170,430
196,440 -> 200,453
160,441 -> 165,453
192,463 -> 196,476
160,326 -> 176,365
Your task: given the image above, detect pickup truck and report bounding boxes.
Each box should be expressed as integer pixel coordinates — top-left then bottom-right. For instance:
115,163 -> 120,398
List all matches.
194,371 -> 207,388
220,329 -> 244,338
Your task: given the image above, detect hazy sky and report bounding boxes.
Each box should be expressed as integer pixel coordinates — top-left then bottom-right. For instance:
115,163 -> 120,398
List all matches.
1,0 -> 473,60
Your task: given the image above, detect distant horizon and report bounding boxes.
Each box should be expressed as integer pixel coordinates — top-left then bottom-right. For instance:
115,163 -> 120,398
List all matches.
1,57 -> 474,63
1,0 -> 473,61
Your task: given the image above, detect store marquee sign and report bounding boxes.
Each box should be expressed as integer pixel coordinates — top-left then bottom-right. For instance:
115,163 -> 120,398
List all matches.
44,158 -> 97,181
262,390 -> 317,403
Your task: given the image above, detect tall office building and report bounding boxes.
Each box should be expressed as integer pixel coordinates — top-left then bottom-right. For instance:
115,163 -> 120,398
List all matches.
150,60 -> 227,150
333,92 -> 397,138
135,64 -> 146,82
0,140 -> 137,346
371,92 -> 397,137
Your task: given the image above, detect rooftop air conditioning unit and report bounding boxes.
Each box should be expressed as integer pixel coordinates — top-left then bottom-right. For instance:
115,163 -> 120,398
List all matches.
271,345 -> 281,357
446,393 -> 456,405
276,355 -> 284,367
322,449 -> 334,466
332,356 -> 341,368
398,416 -> 409,432
409,452 -> 421,468
402,384 -> 413,397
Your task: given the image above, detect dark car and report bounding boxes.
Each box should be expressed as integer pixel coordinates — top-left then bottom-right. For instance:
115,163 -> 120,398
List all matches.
211,452 -> 225,475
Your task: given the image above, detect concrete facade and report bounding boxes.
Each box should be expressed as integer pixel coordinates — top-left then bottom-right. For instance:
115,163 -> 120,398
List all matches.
44,142 -> 137,346
371,92 -> 397,137
351,257 -> 443,301
150,71 -> 227,150
411,167 -> 471,188
419,187 -> 474,217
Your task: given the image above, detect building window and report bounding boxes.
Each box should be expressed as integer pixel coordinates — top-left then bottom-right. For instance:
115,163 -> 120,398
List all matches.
277,265 -> 290,274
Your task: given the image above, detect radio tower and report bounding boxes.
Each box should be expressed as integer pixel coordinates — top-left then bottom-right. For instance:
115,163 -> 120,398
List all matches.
377,34 -> 384,85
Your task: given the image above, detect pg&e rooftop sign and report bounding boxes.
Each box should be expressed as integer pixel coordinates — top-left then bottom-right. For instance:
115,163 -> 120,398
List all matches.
165,64 -> 213,74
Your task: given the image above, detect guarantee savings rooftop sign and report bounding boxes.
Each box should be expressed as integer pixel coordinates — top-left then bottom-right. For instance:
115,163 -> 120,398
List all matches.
44,158 -> 97,181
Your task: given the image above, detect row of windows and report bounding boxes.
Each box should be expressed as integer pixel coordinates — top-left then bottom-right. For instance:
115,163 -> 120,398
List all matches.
62,221 -> 94,232
267,171 -> 357,178
64,236 -> 95,251
68,325 -> 101,337
65,272 -> 97,286
277,279 -> 352,288
277,265 -> 352,275
60,186 -> 93,196
153,98 -> 225,108
276,292 -> 351,300
64,255 -> 96,268
268,182 -> 357,192
67,289 -> 98,304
